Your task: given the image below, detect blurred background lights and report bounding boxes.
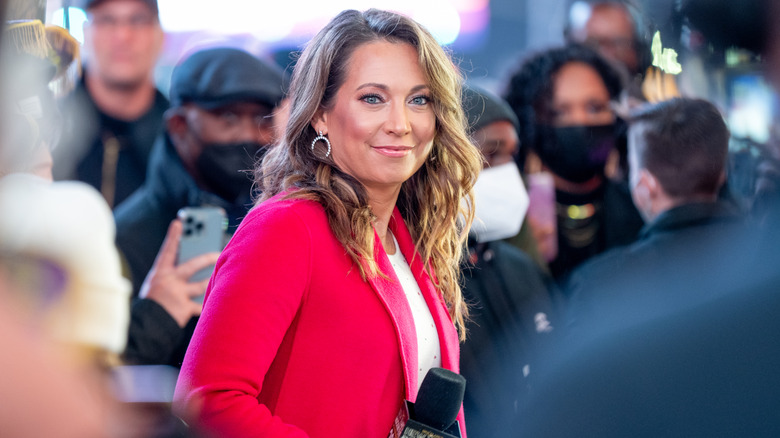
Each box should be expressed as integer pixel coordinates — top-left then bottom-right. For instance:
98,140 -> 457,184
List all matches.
728,74 -> 774,143
51,7 -> 87,44
412,2 -> 462,45
568,1 -> 591,31
155,0 -> 483,45
158,0 -> 293,40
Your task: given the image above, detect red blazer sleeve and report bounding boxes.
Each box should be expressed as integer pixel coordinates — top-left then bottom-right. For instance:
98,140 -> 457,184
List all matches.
173,203 -> 312,437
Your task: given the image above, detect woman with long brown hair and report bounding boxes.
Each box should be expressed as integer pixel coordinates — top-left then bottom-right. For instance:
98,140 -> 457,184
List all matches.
174,8 -> 482,437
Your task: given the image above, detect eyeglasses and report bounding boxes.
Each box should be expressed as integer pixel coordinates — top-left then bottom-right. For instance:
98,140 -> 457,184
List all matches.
88,13 -> 158,31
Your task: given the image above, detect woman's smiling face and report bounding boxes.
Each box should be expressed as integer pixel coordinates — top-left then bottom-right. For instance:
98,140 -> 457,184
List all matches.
314,40 -> 436,197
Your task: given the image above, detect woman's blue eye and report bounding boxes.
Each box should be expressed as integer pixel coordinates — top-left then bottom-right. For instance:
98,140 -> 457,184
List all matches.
361,94 -> 382,104
411,95 -> 430,105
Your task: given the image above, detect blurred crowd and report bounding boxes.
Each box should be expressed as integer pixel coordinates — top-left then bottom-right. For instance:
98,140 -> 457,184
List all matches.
2,0 -> 780,436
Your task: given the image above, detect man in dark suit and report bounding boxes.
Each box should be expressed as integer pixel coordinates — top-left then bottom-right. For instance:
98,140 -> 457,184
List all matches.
563,97 -> 754,330
507,97 -> 780,437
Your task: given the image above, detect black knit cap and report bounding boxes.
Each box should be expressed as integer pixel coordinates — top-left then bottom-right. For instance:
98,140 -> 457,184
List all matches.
169,47 -> 286,110
85,0 -> 158,15
462,84 -> 520,134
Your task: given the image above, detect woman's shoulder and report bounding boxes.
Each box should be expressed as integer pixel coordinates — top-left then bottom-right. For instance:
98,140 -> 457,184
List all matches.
240,193 -> 328,234
221,194 -> 330,259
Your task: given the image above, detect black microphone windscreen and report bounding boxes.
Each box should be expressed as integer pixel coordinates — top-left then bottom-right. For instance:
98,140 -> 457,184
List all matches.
414,368 -> 467,431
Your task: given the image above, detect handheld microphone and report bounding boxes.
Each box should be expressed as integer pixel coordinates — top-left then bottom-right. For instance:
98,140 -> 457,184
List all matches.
395,367 -> 467,438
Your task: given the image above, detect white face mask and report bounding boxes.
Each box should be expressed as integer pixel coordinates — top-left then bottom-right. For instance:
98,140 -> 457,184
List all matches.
471,162 -> 529,243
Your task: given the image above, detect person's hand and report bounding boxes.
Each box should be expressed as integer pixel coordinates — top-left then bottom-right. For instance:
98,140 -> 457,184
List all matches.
139,219 -> 220,327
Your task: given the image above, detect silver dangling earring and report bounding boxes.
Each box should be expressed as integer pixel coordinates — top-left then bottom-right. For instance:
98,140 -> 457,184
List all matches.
311,131 -> 331,158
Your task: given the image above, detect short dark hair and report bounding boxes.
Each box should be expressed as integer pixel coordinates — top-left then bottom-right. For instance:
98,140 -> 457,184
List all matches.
502,44 -> 625,162
629,97 -> 729,198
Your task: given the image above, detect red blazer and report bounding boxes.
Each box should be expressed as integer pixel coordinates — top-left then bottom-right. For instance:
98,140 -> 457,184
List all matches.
173,195 -> 465,437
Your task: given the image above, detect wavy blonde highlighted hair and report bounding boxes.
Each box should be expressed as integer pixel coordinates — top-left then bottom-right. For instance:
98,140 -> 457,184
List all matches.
257,9 -> 482,340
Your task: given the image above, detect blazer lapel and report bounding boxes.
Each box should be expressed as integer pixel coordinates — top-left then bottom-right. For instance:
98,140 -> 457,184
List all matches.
367,222 -> 419,399
388,209 -> 461,394
366,208 -> 462,401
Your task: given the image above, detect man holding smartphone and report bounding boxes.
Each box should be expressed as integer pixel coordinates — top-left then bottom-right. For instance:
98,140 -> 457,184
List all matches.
115,47 -> 286,367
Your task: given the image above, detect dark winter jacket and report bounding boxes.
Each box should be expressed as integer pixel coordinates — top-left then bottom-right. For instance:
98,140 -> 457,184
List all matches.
115,133 -> 252,366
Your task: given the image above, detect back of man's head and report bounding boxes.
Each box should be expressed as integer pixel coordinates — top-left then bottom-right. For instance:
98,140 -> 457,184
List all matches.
629,98 -> 729,200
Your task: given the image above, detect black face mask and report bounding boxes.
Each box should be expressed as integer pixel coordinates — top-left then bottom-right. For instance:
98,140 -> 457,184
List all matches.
195,143 -> 266,203
534,122 -> 624,183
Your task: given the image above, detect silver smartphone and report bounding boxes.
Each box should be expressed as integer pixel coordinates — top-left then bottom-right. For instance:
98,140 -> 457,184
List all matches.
176,206 -> 227,297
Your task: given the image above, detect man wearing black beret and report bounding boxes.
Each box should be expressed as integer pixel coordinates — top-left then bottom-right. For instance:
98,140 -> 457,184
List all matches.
116,47 -> 286,367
